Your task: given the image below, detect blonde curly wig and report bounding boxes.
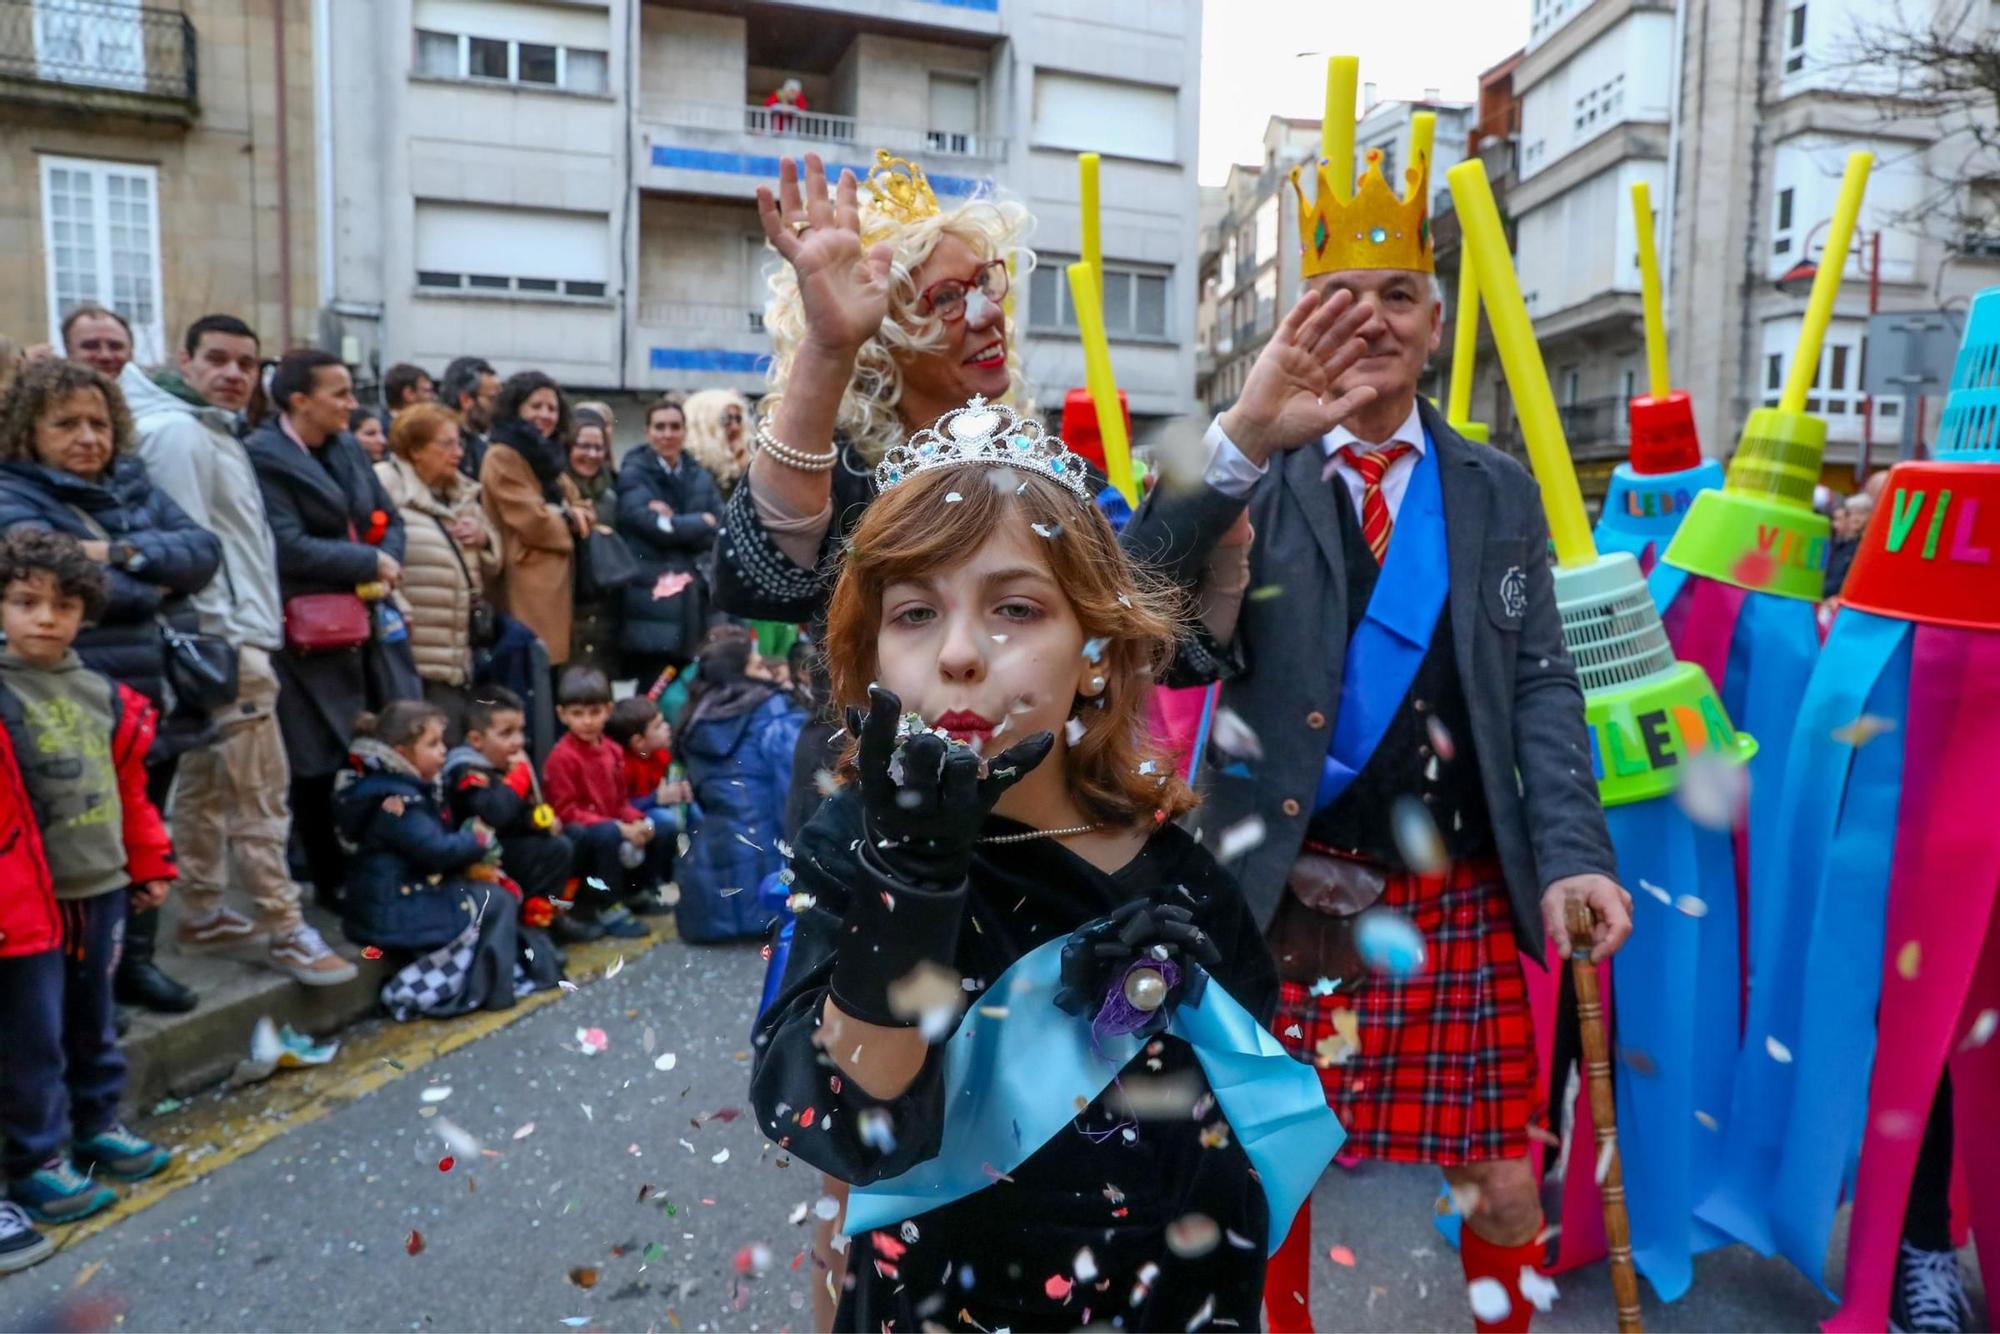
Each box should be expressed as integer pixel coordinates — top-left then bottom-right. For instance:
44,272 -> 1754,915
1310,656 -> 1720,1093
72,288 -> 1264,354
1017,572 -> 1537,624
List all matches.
761,190 -> 1034,462
682,388 -> 752,493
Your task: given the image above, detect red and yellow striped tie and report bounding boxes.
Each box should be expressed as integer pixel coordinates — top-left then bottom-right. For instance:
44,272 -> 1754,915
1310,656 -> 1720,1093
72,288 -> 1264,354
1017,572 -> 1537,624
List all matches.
1341,442 -> 1415,563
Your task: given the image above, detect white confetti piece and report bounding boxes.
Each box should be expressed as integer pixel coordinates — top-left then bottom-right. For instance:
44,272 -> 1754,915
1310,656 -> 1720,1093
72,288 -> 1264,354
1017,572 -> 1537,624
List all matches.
1217,815 -> 1266,862
1962,1009 -> 2000,1050
1518,1266 -> 1560,1313
419,1086 -> 452,1104
512,1122 -> 536,1140
605,955 -> 624,980
1209,706 -> 1263,760
1695,1109 -> 1719,1132
1031,521 -> 1061,539
1675,750 -> 1747,830
1639,879 -> 1672,905
1065,718 -> 1086,746
1073,1246 -> 1098,1282
1765,1035 -> 1793,1063
1674,894 -> 1709,919
654,1052 -> 677,1071
945,491 -> 963,503
813,1194 -> 842,1220
1390,796 -> 1448,876
711,1148 -> 730,1164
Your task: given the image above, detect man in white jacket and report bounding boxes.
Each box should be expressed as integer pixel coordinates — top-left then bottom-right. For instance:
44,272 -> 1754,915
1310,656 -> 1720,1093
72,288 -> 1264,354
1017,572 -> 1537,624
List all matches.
124,315 -> 356,986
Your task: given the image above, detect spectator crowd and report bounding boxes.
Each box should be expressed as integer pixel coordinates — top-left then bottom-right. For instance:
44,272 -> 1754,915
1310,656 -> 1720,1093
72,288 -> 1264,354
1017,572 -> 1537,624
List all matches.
0,308 -> 804,1253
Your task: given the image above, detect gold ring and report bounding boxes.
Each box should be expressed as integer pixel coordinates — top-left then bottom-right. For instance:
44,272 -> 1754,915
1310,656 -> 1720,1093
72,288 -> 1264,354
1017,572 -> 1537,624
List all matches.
789,219 -> 812,235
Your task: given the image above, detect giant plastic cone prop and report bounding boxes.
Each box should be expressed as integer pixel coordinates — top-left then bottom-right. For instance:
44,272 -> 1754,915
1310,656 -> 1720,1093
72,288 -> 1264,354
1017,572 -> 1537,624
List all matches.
1670,152 -> 1872,1259
1696,285 -> 2000,1330
1448,158 -> 1756,1306
1595,181 -> 1723,570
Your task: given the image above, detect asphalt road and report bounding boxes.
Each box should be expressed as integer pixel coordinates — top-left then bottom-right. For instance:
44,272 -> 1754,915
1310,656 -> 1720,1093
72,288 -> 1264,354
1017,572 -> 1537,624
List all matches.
0,932 -> 1967,1332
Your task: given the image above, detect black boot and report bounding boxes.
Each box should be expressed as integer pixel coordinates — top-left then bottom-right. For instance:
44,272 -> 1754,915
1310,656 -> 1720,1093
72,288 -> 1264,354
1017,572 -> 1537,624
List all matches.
114,905 -> 197,1013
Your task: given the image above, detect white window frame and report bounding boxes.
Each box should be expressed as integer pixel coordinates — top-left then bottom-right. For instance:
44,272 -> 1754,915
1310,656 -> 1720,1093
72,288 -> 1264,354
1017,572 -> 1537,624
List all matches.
413,28 -> 608,95
1783,4 -> 1808,75
39,154 -> 165,364
1028,254 -> 1173,340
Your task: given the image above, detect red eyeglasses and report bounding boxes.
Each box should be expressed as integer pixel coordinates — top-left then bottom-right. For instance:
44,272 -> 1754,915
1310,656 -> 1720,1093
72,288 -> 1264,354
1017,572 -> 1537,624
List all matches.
919,259 -> 1009,321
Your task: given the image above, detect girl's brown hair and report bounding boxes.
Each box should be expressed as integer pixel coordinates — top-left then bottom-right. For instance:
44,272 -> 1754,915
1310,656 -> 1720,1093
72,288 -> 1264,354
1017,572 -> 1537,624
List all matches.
388,401 -> 459,461
823,466 -> 1196,828
353,700 -> 447,749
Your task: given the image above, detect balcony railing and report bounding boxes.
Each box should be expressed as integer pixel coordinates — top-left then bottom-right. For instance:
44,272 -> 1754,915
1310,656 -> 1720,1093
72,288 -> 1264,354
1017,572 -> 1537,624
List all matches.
1557,396 -> 1630,455
0,0 -> 196,105
637,300 -> 765,334
651,100 -> 1007,161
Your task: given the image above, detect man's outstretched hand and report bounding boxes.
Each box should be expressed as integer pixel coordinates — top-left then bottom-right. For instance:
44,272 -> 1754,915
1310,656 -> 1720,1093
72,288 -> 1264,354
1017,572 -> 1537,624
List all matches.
1217,287 -> 1380,466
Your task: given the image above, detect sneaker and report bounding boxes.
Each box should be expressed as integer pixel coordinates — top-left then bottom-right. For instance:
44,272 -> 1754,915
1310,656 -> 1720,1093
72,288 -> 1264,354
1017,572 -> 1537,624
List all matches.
175,906 -> 269,955
0,1201 -> 54,1272
71,1125 -> 170,1183
549,912 -> 606,945
597,905 -> 652,939
7,1158 -> 116,1224
268,925 -> 359,987
1890,1241 -> 1972,1333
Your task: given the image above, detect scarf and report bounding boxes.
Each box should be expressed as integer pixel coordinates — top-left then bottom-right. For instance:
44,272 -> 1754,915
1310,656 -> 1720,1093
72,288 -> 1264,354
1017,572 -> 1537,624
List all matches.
488,417 -> 567,502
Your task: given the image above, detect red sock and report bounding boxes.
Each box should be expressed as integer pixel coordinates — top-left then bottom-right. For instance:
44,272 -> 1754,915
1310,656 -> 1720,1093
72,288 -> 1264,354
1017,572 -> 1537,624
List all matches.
1263,1202 -> 1314,1332
1458,1225 -> 1543,1333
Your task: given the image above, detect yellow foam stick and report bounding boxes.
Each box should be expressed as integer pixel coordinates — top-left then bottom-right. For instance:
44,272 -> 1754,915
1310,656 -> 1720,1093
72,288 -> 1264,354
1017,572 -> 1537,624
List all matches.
1078,153 -> 1103,300
1632,180 -> 1670,400
1066,260 -> 1136,507
1323,56 -> 1358,201
1780,151 -> 1873,414
1447,249 -> 1480,428
1447,160 -> 1597,569
1407,112 -> 1436,197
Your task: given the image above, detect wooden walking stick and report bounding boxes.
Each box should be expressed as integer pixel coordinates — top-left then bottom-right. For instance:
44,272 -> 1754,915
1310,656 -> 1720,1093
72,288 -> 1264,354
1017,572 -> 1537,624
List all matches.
1567,900 -> 1644,1333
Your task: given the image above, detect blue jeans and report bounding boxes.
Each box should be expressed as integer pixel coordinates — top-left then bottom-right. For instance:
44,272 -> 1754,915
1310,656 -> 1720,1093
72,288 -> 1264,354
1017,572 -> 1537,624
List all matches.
0,890 -> 127,1179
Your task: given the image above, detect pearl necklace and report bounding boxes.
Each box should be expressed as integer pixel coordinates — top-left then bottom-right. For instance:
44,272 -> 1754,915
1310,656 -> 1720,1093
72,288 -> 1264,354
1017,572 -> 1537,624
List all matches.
978,821 -> 1101,845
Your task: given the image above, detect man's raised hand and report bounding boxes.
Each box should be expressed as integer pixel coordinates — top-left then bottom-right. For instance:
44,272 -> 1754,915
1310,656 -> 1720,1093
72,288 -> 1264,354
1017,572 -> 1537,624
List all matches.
1217,287 -> 1380,465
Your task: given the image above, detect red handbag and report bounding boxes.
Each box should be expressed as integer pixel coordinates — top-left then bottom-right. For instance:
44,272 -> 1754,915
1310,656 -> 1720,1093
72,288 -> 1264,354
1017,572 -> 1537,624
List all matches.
283,516 -> 373,654
284,592 -> 370,654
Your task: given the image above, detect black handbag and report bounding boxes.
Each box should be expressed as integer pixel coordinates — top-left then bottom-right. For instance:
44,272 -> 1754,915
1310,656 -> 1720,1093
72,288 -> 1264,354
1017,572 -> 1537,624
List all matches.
159,618 -> 240,713
575,525 -> 642,601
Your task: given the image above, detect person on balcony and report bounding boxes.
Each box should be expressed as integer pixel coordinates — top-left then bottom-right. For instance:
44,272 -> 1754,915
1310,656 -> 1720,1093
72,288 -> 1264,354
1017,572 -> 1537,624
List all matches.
762,78 -> 808,134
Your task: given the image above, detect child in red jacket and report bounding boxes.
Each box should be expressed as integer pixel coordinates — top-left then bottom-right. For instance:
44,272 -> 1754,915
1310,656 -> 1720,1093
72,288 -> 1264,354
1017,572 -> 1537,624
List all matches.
0,532 -> 175,1249
541,668 -> 657,938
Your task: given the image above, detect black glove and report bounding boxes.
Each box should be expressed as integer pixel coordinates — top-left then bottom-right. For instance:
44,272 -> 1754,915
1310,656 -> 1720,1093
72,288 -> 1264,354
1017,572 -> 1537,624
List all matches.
827,686 -> 1053,1030
1054,886 -> 1222,1039
847,685 -> 1054,892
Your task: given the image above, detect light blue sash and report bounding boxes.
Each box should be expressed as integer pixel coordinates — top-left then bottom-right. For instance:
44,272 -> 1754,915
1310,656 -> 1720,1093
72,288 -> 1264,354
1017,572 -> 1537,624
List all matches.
845,936 -> 1345,1253
1315,431 -> 1449,810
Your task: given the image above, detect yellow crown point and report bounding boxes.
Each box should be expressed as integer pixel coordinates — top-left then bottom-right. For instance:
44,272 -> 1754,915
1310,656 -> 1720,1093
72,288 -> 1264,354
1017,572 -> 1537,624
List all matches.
861,149 -> 941,238
1295,146 -> 1434,278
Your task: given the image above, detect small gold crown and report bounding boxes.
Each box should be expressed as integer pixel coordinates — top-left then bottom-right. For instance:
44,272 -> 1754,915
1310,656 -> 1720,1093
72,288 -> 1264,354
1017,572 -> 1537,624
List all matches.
861,149 -> 941,240
1294,147 -> 1433,278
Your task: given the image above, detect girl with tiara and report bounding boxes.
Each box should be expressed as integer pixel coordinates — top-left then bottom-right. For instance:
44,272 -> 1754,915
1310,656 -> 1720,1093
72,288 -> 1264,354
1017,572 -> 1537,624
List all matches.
750,399 -> 1339,1331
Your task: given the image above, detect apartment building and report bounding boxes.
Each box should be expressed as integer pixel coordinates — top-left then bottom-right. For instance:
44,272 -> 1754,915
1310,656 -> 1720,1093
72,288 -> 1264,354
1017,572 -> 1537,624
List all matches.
1513,0 -> 2000,484
1,0 -> 319,364
1198,96 -> 1473,416
322,0 -> 1204,439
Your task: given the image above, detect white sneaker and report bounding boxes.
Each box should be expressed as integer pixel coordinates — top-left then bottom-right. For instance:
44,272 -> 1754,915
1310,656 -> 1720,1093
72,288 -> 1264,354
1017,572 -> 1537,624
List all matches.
268,925 -> 359,987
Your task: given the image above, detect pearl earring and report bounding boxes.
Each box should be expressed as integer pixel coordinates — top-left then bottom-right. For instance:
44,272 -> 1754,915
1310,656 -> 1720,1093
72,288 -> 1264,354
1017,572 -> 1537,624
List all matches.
1089,675 -> 1105,692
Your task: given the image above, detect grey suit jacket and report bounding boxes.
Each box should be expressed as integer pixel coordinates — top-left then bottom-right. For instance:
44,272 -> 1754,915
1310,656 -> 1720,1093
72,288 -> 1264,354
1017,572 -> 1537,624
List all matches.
1122,399 -> 1617,955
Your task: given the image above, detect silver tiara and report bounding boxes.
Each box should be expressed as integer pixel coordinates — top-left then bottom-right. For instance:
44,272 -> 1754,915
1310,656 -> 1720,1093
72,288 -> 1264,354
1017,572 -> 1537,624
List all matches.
874,397 -> 1091,502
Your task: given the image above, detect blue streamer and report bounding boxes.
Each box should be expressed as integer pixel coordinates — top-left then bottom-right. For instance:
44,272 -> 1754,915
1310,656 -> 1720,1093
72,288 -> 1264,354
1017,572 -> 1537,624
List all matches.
845,937 -> 1344,1251
1697,610 -> 1912,1262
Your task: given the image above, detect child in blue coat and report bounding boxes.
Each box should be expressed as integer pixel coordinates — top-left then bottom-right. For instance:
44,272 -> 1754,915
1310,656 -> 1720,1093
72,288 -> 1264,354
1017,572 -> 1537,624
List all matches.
672,626 -> 802,942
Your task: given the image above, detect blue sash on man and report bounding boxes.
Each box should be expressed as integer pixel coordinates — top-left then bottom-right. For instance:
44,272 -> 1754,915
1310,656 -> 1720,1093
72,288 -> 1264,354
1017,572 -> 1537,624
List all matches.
1314,430 -> 1450,812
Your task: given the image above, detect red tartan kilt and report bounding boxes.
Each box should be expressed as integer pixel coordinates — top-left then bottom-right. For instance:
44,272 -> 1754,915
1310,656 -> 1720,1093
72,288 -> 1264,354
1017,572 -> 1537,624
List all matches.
1273,857 -> 1538,1166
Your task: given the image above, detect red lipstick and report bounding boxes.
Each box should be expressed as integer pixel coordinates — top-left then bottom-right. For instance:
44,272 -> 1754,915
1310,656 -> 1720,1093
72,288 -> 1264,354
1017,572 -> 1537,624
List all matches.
933,709 -> 995,739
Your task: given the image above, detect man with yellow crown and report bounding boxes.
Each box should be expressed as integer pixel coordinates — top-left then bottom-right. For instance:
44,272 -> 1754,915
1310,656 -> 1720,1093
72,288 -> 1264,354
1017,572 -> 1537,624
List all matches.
1124,58 -> 1630,1332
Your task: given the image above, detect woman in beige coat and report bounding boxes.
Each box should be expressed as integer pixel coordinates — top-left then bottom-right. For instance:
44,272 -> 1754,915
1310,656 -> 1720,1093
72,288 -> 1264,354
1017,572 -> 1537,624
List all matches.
480,371 -> 592,665
375,402 -> 500,737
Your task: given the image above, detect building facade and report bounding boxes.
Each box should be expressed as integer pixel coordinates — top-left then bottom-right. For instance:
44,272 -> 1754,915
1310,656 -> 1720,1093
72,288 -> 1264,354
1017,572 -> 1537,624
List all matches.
1,0 -> 319,365
1514,0 -> 2000,486
321,0 -> 1204,439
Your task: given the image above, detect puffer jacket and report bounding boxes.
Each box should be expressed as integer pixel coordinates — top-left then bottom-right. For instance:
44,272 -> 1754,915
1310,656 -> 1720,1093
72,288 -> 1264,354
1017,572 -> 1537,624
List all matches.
566,465 -> 622,678
674,683 -> 803,942
375,454 -> 500,687
333,736 -> 492,950
0,456 -> 222,731
616,446 -> 722,665
0,665 -> 175,957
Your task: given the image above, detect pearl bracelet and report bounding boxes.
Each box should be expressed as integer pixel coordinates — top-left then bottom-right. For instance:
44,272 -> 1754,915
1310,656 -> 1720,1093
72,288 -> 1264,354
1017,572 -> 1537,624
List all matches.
754,419 -> 839,473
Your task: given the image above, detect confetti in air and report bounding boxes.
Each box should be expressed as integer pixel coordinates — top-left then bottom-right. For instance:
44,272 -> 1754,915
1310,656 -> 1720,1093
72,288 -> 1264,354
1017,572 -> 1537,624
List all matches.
1355,909 -> 1427,977
1390,796 -> 1448,876
1830,714 -> 1897,747
1468,1278 -> 1513,1324
1031,522 -> 1062,539
1897,941 -> 1922,980
1209,707 -> 1264,760
1675,750 -> 1747,830
1164,1212 -> 1220,1259
1216,815 -> 1266,862
1765,1035 -> 1794,1063
1963,1009 -> 2000,1050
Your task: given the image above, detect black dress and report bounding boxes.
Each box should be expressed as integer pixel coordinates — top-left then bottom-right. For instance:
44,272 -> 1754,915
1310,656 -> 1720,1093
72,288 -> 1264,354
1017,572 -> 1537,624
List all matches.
750,792 -> 1281,1332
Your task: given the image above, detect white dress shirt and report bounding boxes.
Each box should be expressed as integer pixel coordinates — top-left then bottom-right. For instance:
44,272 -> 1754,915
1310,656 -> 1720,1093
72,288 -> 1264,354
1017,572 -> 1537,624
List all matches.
1201,401 -> 1429,523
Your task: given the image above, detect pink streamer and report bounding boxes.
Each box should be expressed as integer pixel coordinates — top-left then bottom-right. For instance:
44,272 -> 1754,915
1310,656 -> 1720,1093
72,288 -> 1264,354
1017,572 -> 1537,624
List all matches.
1826,625 -> 2000,1331
1522,946 -> 1613,1272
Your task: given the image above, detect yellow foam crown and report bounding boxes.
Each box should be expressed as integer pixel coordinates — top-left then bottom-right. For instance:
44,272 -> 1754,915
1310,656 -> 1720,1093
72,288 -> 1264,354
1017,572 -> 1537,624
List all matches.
1294,147 -> 1433,277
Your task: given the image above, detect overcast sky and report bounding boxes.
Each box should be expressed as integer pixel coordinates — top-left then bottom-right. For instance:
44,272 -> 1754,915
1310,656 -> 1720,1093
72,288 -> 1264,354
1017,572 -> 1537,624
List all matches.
1198,0 -> 1531,185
